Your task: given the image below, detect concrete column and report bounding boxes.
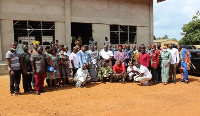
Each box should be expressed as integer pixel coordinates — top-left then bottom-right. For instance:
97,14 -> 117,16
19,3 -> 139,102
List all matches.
92,24 -> 110,51
1,20 -> 14,61
149,0 -> 154,44
0,20 -> 2,61
55,22 -> 66,45
65,0 -> 71,51
137,27 -> 150,46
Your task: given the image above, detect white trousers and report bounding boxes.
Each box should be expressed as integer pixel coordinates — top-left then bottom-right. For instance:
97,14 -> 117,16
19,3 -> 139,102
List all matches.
137,76 -> 151,85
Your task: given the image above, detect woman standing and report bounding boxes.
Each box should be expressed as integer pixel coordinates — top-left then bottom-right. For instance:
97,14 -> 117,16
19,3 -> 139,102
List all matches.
160,46 -> 172,85
46,48 -> 60,90
114,45 -> 129,66
59,51 -> 70,86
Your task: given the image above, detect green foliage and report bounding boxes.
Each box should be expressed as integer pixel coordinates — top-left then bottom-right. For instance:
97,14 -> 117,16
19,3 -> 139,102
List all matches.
179,11 -> 200,45
155,34 -> 177,41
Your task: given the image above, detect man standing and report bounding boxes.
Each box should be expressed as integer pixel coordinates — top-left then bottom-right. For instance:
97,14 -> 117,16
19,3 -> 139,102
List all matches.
6,42 -> 21,96
78,46 -> 91,67
177,45 -> 191,84
138,47 -> 150,68
30,46 -> 46,95
113,60 -> 127,84
99,45 -> 114,68
70,47 -> 80,77
19,45 -> 33,93
124,45 -> 134,64
151,45 -> 160,84
168,43 -> 180,84
134,63 -> 152,86
104,37 -> 110,45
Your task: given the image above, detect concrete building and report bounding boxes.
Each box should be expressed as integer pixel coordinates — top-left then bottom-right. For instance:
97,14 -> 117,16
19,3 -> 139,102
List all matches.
154,39 -> 179,48
0,0 -> 165,61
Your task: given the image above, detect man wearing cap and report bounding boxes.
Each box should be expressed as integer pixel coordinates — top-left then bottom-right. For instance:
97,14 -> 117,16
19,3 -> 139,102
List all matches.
113,60 -> 127,84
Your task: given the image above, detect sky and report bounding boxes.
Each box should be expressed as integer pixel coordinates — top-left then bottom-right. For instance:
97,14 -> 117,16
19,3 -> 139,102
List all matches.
153,0 -> 200,40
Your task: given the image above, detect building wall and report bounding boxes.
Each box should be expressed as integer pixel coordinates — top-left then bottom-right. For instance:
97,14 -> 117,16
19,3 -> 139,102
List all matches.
0,0 -> 153,61
0,20 -> 14,60
92,24 -> 110,50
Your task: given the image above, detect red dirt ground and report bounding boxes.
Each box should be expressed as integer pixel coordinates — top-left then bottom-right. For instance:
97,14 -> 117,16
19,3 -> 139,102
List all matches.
0,74 -> 200,116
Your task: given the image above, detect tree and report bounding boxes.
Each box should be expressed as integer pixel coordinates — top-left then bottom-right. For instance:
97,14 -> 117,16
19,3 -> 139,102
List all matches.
179,11 -> 200,45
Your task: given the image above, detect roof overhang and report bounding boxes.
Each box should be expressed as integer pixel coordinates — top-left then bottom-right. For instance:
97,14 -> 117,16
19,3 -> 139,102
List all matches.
157,0 -> 166,3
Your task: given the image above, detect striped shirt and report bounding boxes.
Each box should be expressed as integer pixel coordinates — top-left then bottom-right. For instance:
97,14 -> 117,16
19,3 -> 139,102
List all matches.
6,50 -> 21,70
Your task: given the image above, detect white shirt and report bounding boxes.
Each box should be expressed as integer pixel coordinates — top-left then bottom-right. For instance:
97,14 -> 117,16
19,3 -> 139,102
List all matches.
99,50 -> 114,59
69,52 -> 79,68
127,66 -> 140,75
64,51 -> 71,57
168,48 -> 180,64
140,65 -> 152,78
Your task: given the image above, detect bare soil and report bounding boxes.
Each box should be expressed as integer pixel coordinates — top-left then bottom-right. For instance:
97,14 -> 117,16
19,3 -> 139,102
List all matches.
0,74 -> 200,116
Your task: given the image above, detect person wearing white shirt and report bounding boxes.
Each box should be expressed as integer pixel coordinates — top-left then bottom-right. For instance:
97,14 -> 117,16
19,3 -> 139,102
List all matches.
74,64 -> 91,88
168,43 -> 180,84
134,63 -> 152,86
127,62 -> 140,81
69,47 -> 79,77
99,45 -> 114,68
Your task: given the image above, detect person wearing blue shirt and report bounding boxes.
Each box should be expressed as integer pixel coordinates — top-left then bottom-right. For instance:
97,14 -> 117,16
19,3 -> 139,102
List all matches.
78,46 -> 91,67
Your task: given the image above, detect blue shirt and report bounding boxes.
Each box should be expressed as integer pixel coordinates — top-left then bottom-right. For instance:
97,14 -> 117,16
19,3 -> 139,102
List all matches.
78,50 -> 91,67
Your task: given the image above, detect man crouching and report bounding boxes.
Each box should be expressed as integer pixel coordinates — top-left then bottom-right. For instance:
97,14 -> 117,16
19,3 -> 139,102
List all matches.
98,60 -> 113,83
74,64 -> 91,88
113,60 -> 127,84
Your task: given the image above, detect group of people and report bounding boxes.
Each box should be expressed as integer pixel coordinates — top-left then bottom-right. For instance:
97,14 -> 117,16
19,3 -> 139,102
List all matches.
6,39 -> 191,96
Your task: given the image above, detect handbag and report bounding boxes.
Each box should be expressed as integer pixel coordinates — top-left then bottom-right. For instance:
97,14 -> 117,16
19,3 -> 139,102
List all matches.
47,66 -> 54,72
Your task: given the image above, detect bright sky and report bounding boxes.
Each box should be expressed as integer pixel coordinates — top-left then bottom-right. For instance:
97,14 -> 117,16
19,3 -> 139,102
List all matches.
153,0 -> 200,40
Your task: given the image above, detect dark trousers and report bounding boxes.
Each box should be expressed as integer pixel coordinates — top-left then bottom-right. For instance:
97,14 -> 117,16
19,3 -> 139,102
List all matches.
73,68 -> 78,77
158,67 -> 161,82
9,70 -> 21,94
22,74 -> 32,91
152,68 -> 159,83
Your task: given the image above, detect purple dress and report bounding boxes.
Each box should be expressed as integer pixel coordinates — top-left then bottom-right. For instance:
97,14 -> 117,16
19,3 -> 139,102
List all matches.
114,51 -> 129,66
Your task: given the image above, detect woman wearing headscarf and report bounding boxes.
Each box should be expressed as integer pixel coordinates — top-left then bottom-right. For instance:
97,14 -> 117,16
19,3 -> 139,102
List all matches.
160,46 -> 172,85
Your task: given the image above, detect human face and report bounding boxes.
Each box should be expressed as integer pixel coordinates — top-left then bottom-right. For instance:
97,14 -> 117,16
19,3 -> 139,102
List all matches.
33,44 -> 38,50
147,45 -> 151,50
82,65 -> 87,70
168,43 -> 173,49
118,47 -> 122,52
104,46 -> 108,51
91,46 -> 94,51
129,62 -> 133,67
127,45 -> 130,50
11,43 -> 17,50
102,62 -> 106,67
37,47 -> 43,54
132,45 -> 136,51
82,46 -> 86,52
177,45 -> 182,51
23,45 -> 28,52
117,61 -> 121,66
141,49 -> 145,54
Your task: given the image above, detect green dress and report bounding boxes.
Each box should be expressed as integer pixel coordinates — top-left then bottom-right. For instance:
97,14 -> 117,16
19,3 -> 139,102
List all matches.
160,51 -> 172,83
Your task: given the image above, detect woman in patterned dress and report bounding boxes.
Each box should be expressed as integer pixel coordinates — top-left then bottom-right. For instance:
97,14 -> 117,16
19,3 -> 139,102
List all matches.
46,48 -> 60,90
114,45 -> 129,66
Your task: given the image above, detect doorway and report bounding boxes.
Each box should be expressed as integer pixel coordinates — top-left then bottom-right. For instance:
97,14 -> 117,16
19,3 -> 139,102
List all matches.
71,23 -> 92,49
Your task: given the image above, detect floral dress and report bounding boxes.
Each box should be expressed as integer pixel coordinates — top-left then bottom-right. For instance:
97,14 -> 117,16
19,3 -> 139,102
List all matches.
114,51 -> 129,66
46,54 -> 60,80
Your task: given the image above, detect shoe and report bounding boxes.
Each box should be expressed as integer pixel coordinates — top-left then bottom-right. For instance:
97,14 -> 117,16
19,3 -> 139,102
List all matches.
11,93 -> 18,96
24,91 -> 31,94
15,91 -> 21,94
121,81 -> 125,84
39,90 -> 47,93
101,80 -> 104,83
35,91 -> 40,95
181,80 -> 185,82
144,83 -> 150,86
110,80 -> 113,83
184,81 -> 189,84
174,81 -> 176,84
